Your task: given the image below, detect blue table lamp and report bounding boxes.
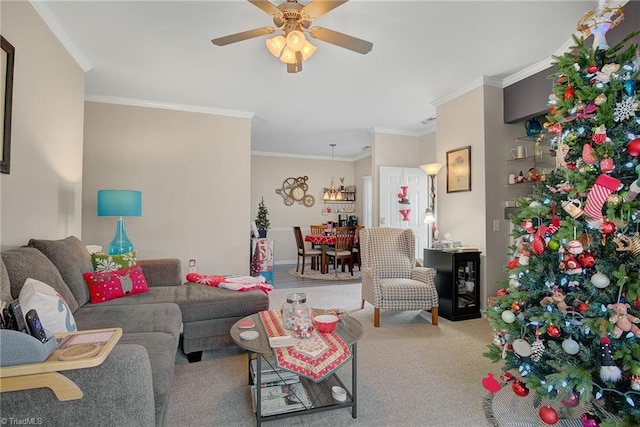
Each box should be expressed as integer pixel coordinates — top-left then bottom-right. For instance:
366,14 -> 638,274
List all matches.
97,189 -> 142,255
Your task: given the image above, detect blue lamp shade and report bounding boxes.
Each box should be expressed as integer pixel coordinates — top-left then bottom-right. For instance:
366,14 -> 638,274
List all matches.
97,190 -> 142,255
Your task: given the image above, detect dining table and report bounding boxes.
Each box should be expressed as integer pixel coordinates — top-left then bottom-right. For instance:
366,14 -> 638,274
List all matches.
304,233 -> 336,274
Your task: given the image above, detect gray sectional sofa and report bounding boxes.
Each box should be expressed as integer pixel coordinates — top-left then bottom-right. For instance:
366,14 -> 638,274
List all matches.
0,236 -> 269,426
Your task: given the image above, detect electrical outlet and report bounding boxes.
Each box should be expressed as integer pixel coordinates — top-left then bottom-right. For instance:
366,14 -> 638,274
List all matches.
493,219 -> 500,232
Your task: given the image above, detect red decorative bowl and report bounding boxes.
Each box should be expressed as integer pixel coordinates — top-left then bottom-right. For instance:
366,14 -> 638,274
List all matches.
314,315 -> 339,333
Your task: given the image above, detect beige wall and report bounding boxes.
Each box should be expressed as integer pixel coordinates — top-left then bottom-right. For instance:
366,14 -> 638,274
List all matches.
0,1 -> 85,250
82,102 -> 251,275
251,154 -> 356,264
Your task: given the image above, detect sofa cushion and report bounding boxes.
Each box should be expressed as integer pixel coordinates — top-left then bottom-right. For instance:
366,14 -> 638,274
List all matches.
1,248 -> 79,313
89,283 -> 269,322
18,278 -> 77,333
29,236 -> 94,307
0,257 -> 12,304
72,302 -> 182,339
91,251 -> 137,273
83,264 -> 150,304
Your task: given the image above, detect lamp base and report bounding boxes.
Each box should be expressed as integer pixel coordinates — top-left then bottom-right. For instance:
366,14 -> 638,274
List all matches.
108,218 -> 135,255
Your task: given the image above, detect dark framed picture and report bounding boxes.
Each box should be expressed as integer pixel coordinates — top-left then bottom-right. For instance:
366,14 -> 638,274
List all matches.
446,146 -> 471,193
1,35 -> 15,174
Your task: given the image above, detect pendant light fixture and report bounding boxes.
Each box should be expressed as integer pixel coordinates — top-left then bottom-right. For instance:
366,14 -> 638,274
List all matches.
323,144 -> 343,201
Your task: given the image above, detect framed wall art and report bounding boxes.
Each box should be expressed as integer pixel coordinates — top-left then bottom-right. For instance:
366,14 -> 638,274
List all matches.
446,146 -> 471,193
1,35 -> 15,174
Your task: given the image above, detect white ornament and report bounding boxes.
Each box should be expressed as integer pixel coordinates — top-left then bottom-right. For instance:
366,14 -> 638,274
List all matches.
562,338 -> 580,355
614,97 -> 638,122
591,272 -> 610,288
513,338 -> 532,357
501,310 -> 516,323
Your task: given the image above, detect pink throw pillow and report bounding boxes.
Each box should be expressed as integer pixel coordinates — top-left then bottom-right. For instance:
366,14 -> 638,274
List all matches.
83,264 -> 150,304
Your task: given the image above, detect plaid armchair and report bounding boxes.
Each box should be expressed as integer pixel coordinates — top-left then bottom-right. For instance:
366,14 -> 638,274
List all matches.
359,227 -> 439,327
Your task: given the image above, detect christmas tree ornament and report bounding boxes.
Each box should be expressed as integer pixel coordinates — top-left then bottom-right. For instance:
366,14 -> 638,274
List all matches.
606,193 -> 622,206
631,375 -> 640,391
540,289 -> 569,314
587,65 -> 598,74
564,85 -> 575,101
594,93 -> 607,105
501,310 -> 516,323
578,252 -> 596,268
561,389 -> 580,407
599,157 -> 613,173
599,337 -> 622,382
530,329 -> 545,362
512,380 -> 529,397
591,125 -> 608,145
580,412 -> 601,427
582,143 -> 597,164
599,220 -> 616,235
608,302 -> 640,338
481,373 -> 501,394
512,338 -> 532,357
539,406 -> 559,425
578,301 -> 589,313
613,234 -> 640,258
583,174 -> 622,226
614,97 -> 638,122
591,272 -> 610,289
547,324 -> 561,338
562,338 -> 580,355
624,79 -> 636,96
627,138 -> 640,157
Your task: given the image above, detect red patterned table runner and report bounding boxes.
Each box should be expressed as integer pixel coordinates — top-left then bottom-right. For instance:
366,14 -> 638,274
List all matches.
259,310 -> 351,382
304,234 -> 336,245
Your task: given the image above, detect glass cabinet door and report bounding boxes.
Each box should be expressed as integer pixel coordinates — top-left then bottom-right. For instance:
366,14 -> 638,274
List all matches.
456,260 -> 477,309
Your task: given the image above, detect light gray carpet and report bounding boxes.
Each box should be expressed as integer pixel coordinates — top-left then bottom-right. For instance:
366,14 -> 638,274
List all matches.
288,268 -> 361,281
167,284 -> 499,426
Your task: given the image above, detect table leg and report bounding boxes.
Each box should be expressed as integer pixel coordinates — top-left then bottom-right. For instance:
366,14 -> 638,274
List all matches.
322,244 -> 327,274
352,343 -> 357,418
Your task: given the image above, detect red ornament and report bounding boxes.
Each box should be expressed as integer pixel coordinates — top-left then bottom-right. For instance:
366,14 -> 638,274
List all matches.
512,380 -> 529,397
561,390 -> 580,407
507,258 -> 519,269
497,288 -> 509,296
564,85 -> 575,101
600,157 -> 613,173
627,138 -> 640,157
600,221 -> 616,235
566,163 -> 577,170
578,252 -> 596,268
481,373 -> 501,394
636,298 -> 640,310
580,412 -> 602,427
587,65 -> 598,74
511,302 -> 521,312
539,406 -> 559,425
558,74 -> 567,85
578,301 -> 589,313
547,324 -> 561,338
532,234 -> 545,256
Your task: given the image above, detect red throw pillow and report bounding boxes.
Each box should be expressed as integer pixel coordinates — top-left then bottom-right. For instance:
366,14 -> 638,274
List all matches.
83,264 -> 150,304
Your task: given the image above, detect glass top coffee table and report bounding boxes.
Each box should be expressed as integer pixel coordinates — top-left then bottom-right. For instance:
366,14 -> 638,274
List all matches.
231,311 -> 363,426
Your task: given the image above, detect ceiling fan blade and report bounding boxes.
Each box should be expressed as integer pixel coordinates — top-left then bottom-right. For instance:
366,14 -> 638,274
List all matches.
302,1 -> 348,19
248,0 -> 283,18
211,27 -> 276,46
309,27 -> 373,54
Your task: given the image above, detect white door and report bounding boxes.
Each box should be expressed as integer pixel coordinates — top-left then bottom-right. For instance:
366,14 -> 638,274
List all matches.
379,167 -> 428,255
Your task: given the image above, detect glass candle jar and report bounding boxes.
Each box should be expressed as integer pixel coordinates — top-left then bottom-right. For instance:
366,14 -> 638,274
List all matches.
281,292 -> 309,330
294,318 -> 313,339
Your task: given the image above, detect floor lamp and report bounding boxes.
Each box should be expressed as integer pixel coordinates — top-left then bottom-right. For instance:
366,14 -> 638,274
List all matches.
419,163 -> 444,248
97,189 -> 142,255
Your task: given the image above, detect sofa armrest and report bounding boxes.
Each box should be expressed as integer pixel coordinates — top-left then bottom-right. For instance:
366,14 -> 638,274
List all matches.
138,258 -> 182,287
0,344 -> 155,426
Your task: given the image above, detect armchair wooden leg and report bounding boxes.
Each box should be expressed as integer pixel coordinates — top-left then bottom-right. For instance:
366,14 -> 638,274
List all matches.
360,299 -> 365,309
432,307 -> 439,326
374,307 -> 380,327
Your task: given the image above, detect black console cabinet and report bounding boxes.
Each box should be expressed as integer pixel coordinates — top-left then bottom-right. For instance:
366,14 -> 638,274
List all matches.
424,249 -> 482,321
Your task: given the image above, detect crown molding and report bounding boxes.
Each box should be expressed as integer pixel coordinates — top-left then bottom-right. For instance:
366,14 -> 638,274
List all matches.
85,95 -> 254,118
432,76 -> 503,107
370,127 -> 422,138
30,1 -> 93,72
251,151 -> 353,162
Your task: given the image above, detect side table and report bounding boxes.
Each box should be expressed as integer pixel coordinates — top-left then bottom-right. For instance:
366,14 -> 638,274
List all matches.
0,328 -> 122,401
231,312 -> 362,426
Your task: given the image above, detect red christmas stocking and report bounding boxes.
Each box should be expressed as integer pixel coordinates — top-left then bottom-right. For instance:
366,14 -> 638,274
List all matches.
547,204 -> 560,234
583,174 -> 621,226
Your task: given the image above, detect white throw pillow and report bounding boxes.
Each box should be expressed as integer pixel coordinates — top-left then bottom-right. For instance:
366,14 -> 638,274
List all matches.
18,278 -> 77,334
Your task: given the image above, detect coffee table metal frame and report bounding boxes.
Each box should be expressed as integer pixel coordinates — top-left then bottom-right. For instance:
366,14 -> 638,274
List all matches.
231,312 -> 362,426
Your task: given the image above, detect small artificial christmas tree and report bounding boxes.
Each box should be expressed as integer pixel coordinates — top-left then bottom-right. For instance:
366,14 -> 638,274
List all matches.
484,7 -> 640,426
255,197 -> 270,238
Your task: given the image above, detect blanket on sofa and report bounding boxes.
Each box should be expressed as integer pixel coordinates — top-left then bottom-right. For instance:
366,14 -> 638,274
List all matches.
185,273 -> 272,294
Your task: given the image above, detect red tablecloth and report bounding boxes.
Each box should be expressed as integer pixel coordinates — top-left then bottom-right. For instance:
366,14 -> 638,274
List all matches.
304,234 -> 336,245
259,310 -> 351,382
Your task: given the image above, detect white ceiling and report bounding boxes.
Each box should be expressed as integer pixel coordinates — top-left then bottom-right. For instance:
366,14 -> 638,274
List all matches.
33,0 -> 601,159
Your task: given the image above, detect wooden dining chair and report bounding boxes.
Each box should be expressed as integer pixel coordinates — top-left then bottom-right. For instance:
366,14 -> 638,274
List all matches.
352,225 -> 364,271
325,226 -> 356,277
293,226 -> 322,275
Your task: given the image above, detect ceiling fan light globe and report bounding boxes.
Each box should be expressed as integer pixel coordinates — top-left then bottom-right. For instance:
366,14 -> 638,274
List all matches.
279,46 -> 298,64
266,35 -> 285,57
300,40 -> 317,61
286,30 -> 306,51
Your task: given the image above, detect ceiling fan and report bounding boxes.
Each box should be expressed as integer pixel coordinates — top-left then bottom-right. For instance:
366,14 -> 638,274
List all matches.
211,0 -> 373,73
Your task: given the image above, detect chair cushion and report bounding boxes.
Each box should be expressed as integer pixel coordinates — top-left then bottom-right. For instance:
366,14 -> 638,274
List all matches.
379,278 -> 436,301
326,249 -> 350,257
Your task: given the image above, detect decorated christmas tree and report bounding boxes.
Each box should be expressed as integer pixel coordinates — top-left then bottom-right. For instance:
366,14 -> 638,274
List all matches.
255,197 -> 271,237
484,5 -> 640,426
